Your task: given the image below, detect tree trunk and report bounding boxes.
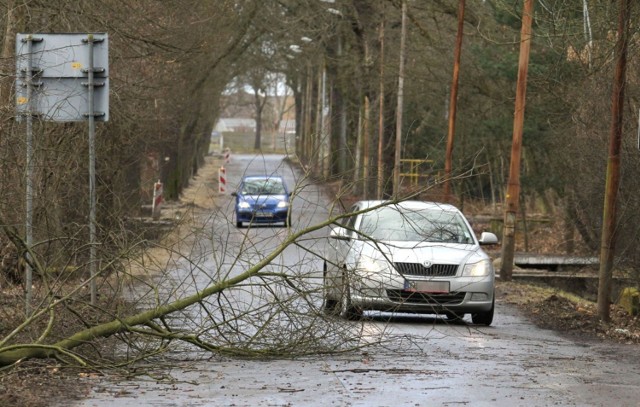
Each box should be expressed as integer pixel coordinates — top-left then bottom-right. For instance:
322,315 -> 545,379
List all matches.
393,0 -> 407,199
500,0 -> 534,281
444,0 -> 465,203
597,0 -> 631,322
377,19 -> 385,200
0,1 -> 23,104
254,92 -> 263,151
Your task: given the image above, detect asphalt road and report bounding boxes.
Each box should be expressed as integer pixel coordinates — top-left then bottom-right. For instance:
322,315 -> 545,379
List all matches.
67,154 -> 640,407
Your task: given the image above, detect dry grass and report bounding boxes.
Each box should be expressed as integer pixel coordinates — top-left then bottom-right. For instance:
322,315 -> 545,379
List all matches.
498,280 -> 640,344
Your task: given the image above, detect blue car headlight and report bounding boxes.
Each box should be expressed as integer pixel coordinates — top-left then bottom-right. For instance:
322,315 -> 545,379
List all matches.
277,201 -> 289,208
462,259 -> 492,277
238,201 -> 251,209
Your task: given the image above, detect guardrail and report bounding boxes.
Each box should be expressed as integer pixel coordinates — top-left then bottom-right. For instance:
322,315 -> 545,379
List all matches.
514,254 -> 599,271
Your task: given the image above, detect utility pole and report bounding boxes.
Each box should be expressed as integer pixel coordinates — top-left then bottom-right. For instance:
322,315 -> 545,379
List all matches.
393,0 -> 407,199
597,0 -> 631,322
500,0 -> 534,281
444,0 -> 465,204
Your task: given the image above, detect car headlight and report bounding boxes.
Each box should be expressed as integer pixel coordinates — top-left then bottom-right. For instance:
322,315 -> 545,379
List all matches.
238,201 -> 251,209
357,256 -> 387,274
277,201 -> 289,208
462,259 -> 492,277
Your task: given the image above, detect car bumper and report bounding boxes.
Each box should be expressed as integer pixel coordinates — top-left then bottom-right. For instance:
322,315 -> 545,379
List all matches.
236,209 -> 289,223
350,276 -> 494,314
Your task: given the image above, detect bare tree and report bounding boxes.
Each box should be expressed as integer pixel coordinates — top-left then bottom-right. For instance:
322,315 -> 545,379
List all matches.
0,165 -> 442,367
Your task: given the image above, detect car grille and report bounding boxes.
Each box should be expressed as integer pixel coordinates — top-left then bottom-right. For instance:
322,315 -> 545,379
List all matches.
394,262 -> 458,277
386,289 -> 466,305
254,203 -> 276,210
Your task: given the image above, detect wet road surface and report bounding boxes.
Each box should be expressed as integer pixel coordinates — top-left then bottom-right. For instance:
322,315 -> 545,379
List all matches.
70,304 -> 640,406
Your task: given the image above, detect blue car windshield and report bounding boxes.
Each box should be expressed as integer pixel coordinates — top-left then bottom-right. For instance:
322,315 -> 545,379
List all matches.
358,206 -> 473,243
241,178 -> 286,195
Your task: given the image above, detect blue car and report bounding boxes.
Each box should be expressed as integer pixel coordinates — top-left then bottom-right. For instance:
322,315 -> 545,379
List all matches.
232,175 -> 292,228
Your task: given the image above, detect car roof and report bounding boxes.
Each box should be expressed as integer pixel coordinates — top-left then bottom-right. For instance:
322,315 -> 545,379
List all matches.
241,175 -> 284,181
353,200 -> 460,213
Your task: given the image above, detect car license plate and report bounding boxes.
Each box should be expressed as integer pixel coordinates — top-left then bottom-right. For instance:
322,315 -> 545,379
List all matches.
406,280 -> 449,293
255,211 -> 273,218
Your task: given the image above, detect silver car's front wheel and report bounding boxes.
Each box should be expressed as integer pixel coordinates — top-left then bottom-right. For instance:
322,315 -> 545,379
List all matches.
340,271 -> 362,320
471,296 -> 495,326
322,263 -> 339,315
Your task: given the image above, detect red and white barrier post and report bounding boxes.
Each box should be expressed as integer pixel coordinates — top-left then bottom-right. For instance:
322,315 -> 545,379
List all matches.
218,166 -> 226,193
224,148 -> 231,163
152,180 -> 163,220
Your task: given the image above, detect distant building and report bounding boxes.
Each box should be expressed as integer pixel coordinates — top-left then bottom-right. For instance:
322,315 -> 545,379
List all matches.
278,118 -> 296,135
214,118 -> 256,133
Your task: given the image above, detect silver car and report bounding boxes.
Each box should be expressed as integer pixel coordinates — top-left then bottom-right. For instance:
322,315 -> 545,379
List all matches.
323,200 -> 499,325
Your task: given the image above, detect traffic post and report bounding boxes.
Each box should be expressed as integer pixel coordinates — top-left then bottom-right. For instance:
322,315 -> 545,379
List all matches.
224,148 -> 231,163
219,166 -> 226,193
152,180 -> 163,220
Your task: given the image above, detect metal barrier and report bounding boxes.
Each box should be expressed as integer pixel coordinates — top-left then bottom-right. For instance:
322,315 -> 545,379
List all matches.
218,166 -> 227,193
152,180 -> 163,220
399,159 -> 439,188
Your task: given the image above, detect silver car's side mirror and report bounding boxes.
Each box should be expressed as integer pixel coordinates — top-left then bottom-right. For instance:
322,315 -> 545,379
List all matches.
478,232 -> 499,245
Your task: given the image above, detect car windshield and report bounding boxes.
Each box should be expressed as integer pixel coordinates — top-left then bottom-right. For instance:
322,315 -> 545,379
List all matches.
358,206 -> 473,243
241,178 -> 286,195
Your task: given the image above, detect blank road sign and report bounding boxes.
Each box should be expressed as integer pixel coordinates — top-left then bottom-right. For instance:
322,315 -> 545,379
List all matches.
16,33 -> 109,122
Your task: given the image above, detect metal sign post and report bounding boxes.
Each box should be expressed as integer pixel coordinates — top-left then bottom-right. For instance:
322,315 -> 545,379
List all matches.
21,35 -> 42,315
86,34 -> 98,305
25,37 -> 33,315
